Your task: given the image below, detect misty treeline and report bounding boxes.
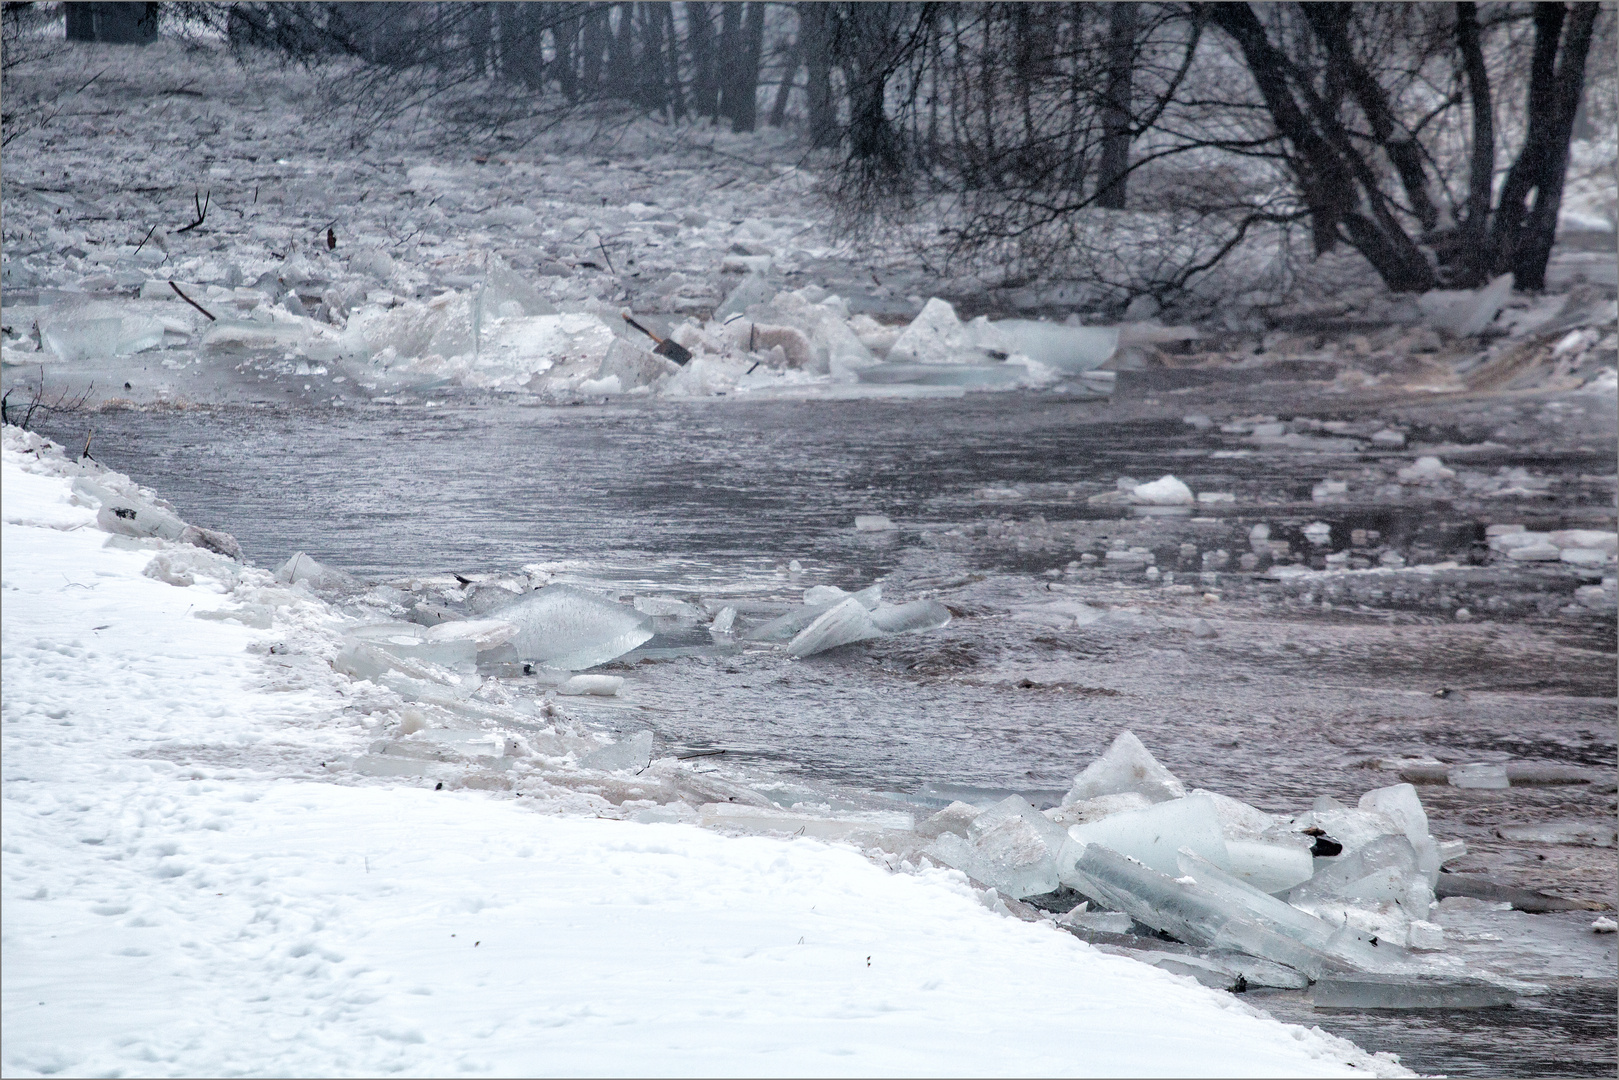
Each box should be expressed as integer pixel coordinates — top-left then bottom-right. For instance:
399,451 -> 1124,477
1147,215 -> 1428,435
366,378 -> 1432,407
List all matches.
17,1 -> 1617,302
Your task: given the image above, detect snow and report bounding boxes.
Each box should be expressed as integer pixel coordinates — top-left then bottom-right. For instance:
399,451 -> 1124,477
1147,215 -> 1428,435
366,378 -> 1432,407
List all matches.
1,426 -> 1407,1076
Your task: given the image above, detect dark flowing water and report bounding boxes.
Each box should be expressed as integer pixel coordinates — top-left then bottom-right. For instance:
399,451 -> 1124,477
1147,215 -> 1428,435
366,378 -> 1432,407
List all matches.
34,395 -> 1618,1078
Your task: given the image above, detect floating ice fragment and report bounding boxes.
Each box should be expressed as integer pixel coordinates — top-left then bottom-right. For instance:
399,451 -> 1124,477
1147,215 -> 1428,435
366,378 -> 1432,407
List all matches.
786,597 -> 882,657
1130,475 -> 1194,506
870,599 -> 952,634
1358,783 -> 1441,886
917,801 -> 983,840
1419,273 -> 1514,337
42,312 -> 165,361
1448,763 -> 1509,789
1290,835 -> 1433,914
929,795 -> 1069,898
710,606 -> 736,633
1593,917 -> 1617,933
274,551 -> 357,592
987,319 -> 1120,373
580,729 -> 652,771
1397,456 -> 1455,483
854,514 -> 896,532
557,674 -> 624,697
1062,730 -> 1187,805
495,584 -> 653,670
1312,974 -> 1512,1010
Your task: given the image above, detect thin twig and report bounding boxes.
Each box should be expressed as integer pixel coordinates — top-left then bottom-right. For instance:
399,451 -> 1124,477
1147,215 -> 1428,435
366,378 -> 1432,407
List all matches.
133,222 -> 159,256
176,189 -> 209,234
169,281 -> 216,321
596,237 -> 617,276
80,429 -> 94,462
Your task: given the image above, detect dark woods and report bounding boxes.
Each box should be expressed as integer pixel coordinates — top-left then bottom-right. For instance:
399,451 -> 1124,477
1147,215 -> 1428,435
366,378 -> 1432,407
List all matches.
31,1 -> 1612,298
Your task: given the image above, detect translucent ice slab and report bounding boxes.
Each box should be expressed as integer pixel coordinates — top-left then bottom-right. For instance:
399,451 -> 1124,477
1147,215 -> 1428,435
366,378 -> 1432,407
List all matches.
929,795 -> 1070,898
743,584 -> 880,642
786,597 -> 883,657
1224,839 -> 1316,894
1290,835 -> 1434,911
870,599 -> 952,634
42,312 -> 164,362
988,319 -> 1119,373
1312,974 -> 1513,1010
1060,794 -> 1229,877
580,729 -> 653,772
494,584 -> 653,670
1062,730 -> 1188,805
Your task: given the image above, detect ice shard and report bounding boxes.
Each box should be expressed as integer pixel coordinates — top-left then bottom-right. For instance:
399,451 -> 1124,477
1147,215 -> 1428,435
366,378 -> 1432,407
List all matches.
928,795 -> 1070,898
496,584 -> 654,670
870,599 -> 952,634
786,597 -> 882,657
1059,794 -> 1229,877
1063,730 -> 1189,806
580,729 -> 653,772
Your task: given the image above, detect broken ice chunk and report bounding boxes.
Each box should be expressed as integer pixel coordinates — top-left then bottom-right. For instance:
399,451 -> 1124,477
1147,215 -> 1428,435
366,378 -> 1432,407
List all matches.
274,551 -> 357,592
854,514 -> 896,532
1448,763 -> 1509,789
556,674 -> 624,696
929,795 -> 1069,898
1062,730 -> 1187,805
988,319 -> 1120,373
1130,475 -> 1195,506
1045,792 -> 1153,827
41,312 -> 165,362
346,622 -> 478,670
710,606 -> 736,633
887,298 -> 978,364
1290,835 -> 1434,916
869,599 -> 952,634
1224,840 -> 1316,895
1419,273 -> 1514,337
1358,783 -> 1441,885
917,801 -> 983,840
786,597 -> 882,657
1313,974 -> 1512,1010
496,584 -> 653,670
97,499 -> 186,542
1064,844 -> 1355,979
579,729 -> 653,772
745,584 -> 881,642
1060,794 -> 1230,878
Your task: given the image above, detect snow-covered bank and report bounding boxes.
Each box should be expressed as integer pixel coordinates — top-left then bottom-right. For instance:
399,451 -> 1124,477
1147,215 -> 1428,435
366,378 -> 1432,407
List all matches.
1,428 -> 1406,1076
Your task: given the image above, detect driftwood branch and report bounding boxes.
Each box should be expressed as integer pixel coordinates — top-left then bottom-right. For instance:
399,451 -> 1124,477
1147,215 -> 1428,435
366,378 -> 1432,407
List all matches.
175,189 -> 210,234
168,280 -> 216,321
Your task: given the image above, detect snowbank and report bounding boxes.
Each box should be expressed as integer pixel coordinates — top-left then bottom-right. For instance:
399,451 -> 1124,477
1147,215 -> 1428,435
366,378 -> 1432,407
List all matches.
0,427 -> 1404,1077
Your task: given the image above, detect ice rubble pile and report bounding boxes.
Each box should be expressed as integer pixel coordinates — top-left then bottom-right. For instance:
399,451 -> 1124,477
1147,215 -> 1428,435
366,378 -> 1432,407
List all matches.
920,730 -> 1472,986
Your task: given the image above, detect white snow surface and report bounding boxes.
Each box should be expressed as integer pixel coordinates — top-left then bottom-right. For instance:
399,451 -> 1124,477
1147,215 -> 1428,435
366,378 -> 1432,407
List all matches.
0,428 -> 1408,1077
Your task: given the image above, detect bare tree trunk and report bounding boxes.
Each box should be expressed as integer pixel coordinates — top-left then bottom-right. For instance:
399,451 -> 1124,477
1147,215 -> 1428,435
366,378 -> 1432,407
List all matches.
581,4 -> 609,96
800,2 -> 837,147
687,2 -> 719,119
717,2 -> 743,123
770,35 -> 800,127
470,3 -> 493,79
552,6 -> 581,102
607,2 -> 635,99
64,2 -> 158,45
1097,2 -> 1138,209
730,1 -> 766,132
640,2 -> 668,113
664,3 -> 686,120
1491,1 -> 1598,290
1453,1 -> 1495,286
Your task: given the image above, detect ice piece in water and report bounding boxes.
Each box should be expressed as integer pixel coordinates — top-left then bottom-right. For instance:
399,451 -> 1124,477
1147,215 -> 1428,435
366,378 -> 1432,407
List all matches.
346,622 -> 478,670
989,319 -> 1119,373
496,584 -> 654,670
422,619 -> 518,651
1290,805 -> 1404,858
870,599 -> 952,634
1359,783 -> 1441,885
1291,835 -> 1434,913
557,674 -> 624,696
1225,840 -> 1316,894
1064,844 -> 1355,979
1062,730 -> 1188,805
929,795 -> 1070,898
854,514 -> 896,532
1313,974 -> 1513,1010
1046,792 -> 1154,827
786,597 -> 882,657
1130,475 -> 1195,506
1173,848 -> 1392,971
887,298 -> 978,364
202,319 -> 310,348
580,729 -> 653,771
745,585 -> 882,642
1060,794 -> 1230,877
1448,763 -> 1509,789
596,338 -> 679,391
710,606 -> 736,633
917,800 -> 983,840
42,312 -> 165,361
274,551 -> 357,592
712,272 -> 777,322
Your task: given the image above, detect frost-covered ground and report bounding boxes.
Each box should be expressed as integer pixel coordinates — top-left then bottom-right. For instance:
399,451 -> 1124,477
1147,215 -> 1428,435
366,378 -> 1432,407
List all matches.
1,426 -> 1409,1077
2,39 -> 1615,414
